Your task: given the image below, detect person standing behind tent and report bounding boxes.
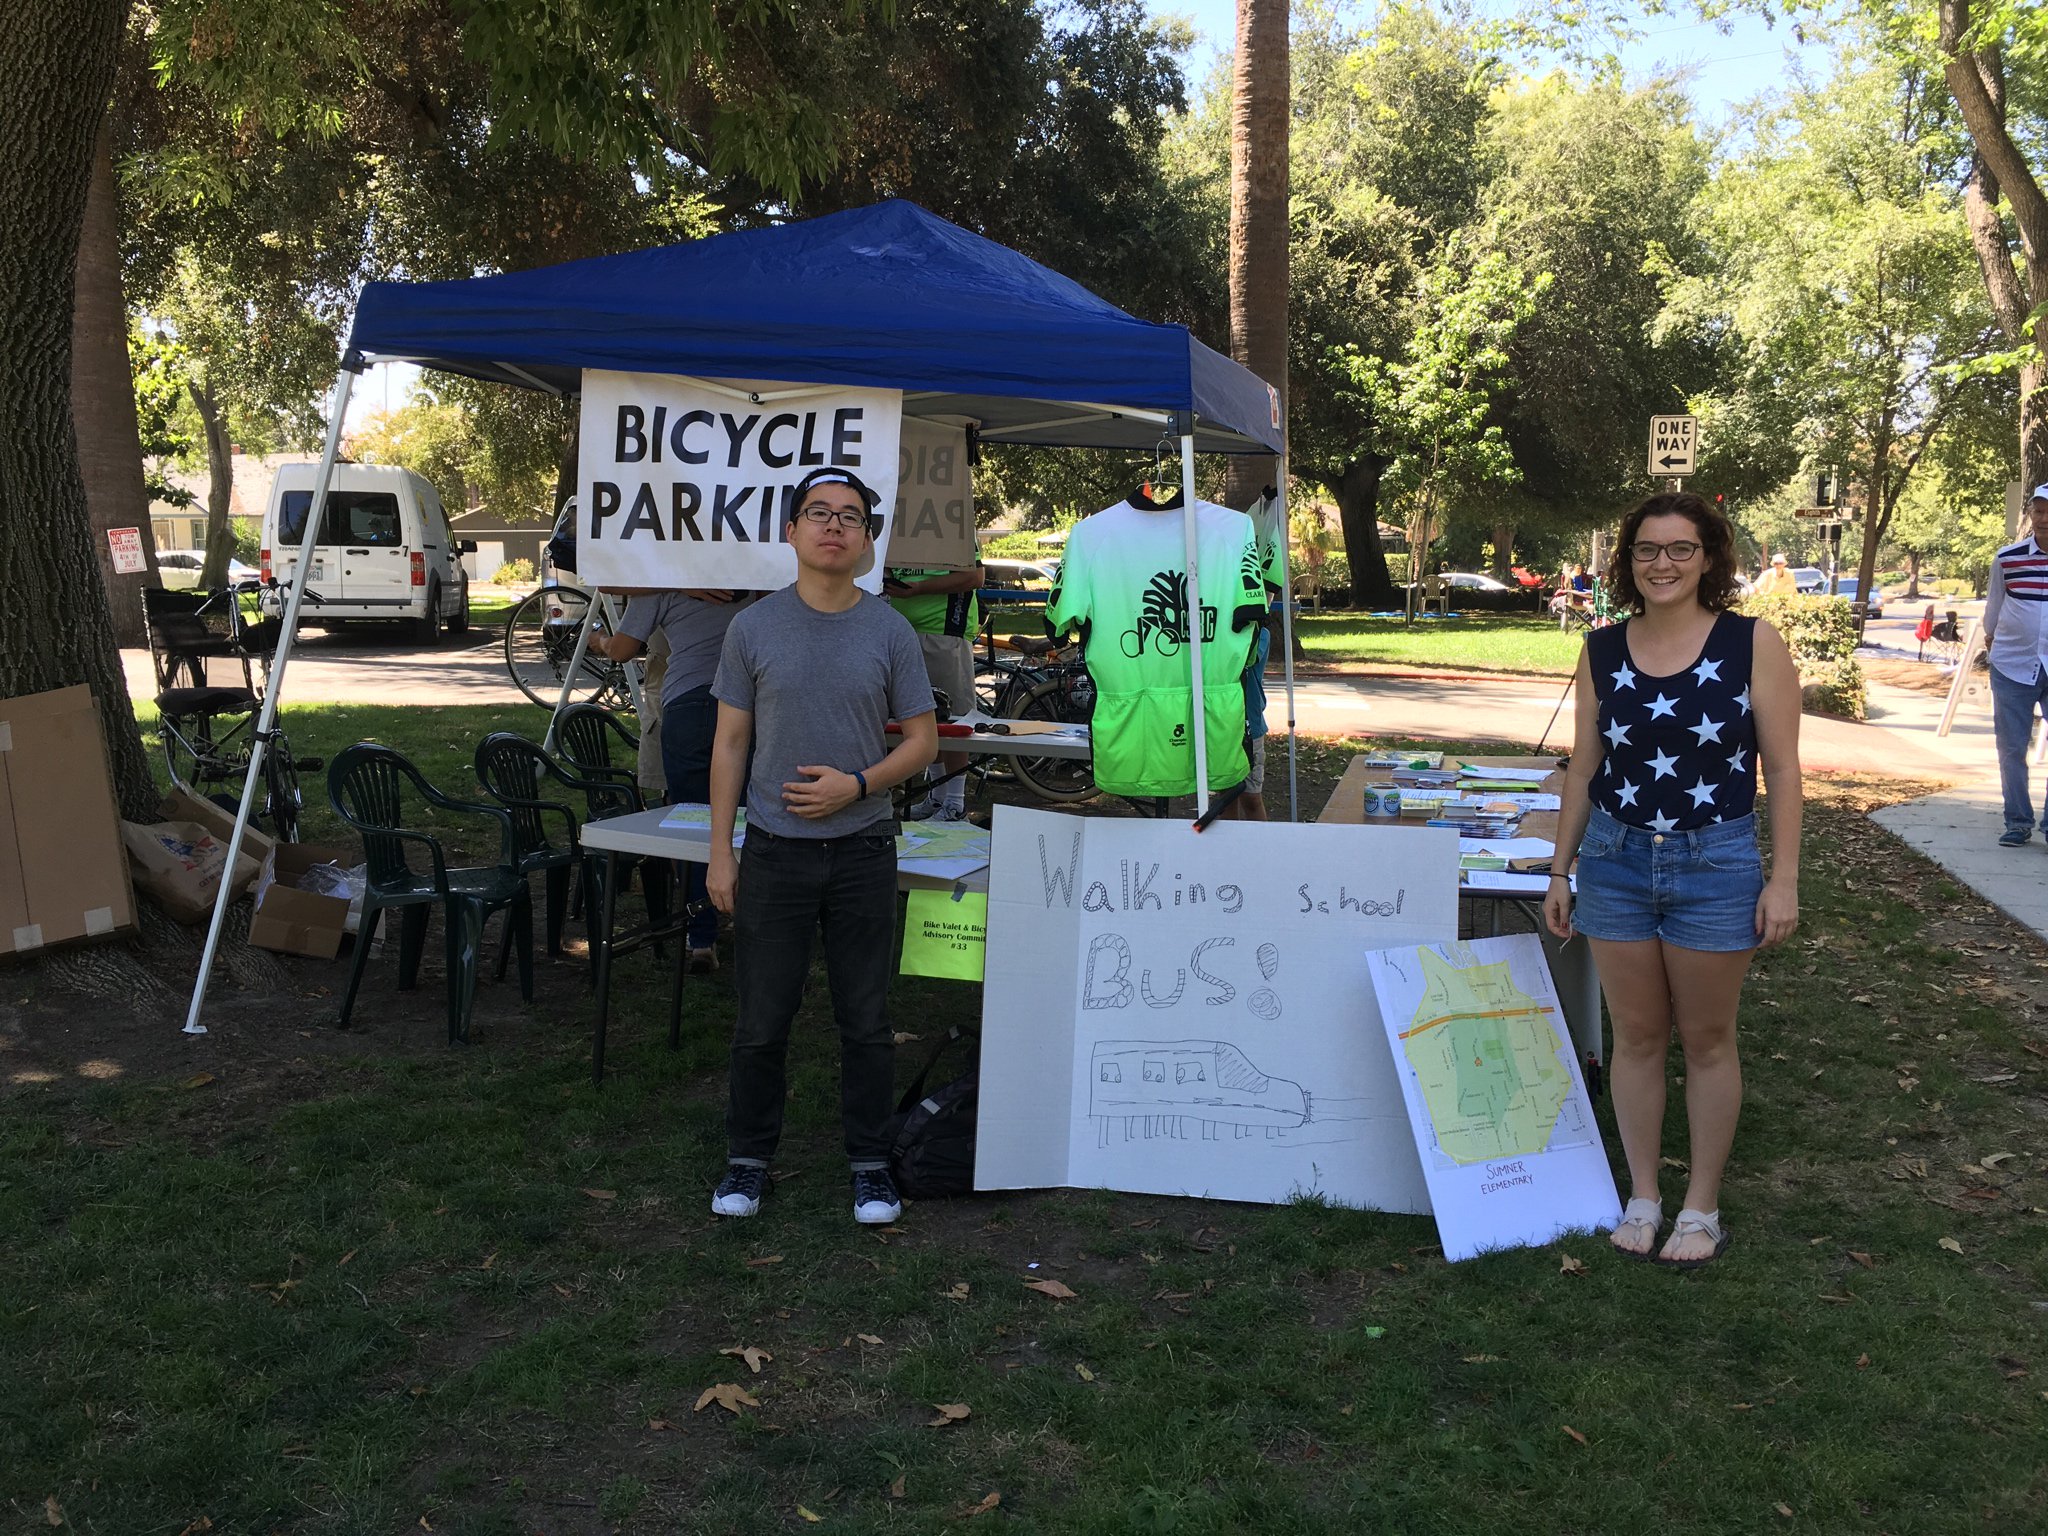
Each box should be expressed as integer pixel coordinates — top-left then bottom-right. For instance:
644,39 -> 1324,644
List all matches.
1543,491 -> 1802,1269
593,588 -> 756,972
704,467 -> 939,1226
884,560 -> 984,821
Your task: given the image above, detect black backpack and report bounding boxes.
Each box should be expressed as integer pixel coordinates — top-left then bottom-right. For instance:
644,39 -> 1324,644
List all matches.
886,1026 -> 980,1199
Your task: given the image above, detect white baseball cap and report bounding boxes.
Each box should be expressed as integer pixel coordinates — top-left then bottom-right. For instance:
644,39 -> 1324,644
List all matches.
2033,483 -> 2048,501
1771,553 -> 1787,564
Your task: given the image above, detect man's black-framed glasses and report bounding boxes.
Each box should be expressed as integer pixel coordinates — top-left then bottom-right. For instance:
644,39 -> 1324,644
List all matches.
796,503 -> 871,530
1629,539 -> 1700,563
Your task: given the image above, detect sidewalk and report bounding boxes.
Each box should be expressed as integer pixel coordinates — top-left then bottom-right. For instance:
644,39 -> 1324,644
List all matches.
1861,664 -> 2048,944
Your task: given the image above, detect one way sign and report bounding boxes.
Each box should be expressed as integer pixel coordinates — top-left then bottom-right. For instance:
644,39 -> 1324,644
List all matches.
1648,414 -> 1698,477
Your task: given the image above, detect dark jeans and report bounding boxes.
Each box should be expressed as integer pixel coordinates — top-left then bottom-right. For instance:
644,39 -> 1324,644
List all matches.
659,684 -> 720,950
729,826 -> 899,1169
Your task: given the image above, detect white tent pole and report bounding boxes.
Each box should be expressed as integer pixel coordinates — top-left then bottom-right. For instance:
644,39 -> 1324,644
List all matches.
543,590 -> 602,753
183,366 -> 357,1035
603,593 -> 647,718
1179,431 -> 1208,817
1274,459 -> 1298,822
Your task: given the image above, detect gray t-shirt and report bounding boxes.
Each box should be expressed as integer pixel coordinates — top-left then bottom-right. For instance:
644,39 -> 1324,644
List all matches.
621,592 -> 754,705
712,586 -> 935,839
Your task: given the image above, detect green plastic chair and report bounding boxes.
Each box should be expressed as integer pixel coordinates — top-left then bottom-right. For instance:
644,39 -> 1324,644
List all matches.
329,742 -> 533,1044
473,732 -> 583,959
552,703 -> 674,968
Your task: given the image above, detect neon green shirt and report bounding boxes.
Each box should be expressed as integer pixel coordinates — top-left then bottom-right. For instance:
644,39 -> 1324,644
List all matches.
1046,500 -> 1266,796
886,567 -> 980,637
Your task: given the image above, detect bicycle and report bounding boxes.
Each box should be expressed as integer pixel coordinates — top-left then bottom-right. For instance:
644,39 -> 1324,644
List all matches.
142,581 -> 319,841
970,634 -> 1096,803
502,582 -> 635,710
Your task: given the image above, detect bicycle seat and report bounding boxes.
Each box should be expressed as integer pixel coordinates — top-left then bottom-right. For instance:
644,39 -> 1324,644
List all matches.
1007,634 -> 1062,656
156,685 -> 259,718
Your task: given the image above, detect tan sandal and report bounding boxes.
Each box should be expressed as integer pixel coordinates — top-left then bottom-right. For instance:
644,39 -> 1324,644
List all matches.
1611,1196 -> 1663,1259
1656,1207 -> 1730,1269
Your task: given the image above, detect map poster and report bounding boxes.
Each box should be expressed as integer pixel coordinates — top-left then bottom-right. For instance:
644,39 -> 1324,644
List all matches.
978,804 -> 1459,1211
1364,935 -> 1621,1262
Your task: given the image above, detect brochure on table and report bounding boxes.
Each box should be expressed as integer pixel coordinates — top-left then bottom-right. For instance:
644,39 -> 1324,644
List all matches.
978,804 -> 1460,1211
1364,934 -> 1620,1261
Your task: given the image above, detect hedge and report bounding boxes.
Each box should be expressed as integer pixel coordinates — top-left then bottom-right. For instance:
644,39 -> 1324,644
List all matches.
1737,594 -> 1864,719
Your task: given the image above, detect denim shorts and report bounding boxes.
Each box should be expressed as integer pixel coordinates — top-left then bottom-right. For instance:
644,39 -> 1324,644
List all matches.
1571,806 -> 1764,953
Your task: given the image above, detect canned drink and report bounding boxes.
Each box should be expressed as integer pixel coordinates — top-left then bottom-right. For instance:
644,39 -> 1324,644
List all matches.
1382,788 -> 1401,818
1361,785 -> 1382,818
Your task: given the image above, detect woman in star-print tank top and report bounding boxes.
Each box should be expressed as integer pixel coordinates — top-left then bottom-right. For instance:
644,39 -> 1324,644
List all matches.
1544,492 -> 1803,1269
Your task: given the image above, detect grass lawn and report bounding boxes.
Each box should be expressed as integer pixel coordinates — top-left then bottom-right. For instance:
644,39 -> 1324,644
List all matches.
4,727 -> 2045,1532
1294,612 -> 1581,676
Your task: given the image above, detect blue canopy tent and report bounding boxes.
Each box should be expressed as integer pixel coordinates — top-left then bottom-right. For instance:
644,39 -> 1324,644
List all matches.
185,200 -> 1293,1032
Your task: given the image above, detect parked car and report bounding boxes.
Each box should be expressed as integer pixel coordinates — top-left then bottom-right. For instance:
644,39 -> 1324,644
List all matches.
980,557 -> 1060,591
1791,566 -> 1827,594
1832,577 -> 1884,617
1439,571 -> 1513,592
258,463 -> 474,643
154,550 -> 258,589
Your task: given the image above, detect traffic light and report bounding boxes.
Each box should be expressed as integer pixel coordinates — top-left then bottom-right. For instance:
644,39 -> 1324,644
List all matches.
1813,473 -> 1835,508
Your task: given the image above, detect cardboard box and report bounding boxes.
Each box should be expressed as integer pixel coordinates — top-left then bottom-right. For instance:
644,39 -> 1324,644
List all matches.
158,785 -> 278,867
247,842 -> 357,959
0,686 -> 136,958
121,819 -> 264,924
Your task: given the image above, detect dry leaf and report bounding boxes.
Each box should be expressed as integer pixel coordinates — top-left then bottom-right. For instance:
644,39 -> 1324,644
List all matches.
1562,1425 -> 1588,1445
959,1492 -> 1001,1517
552,1284 -> 574,1299
1938,1236 -> 1964,1255
694,1382 -> 761,1415
944,1282 -> 970,1300
336,1249 -> 356,1267
44,1496 -> 63,1527
746,1255 -> 785,1268
1461,1354 -> 1504,1364
479,1252 -> 496,1271
1855,1354 -> 1871,1369
1075,1362 -> 1095,1381
721,1345 -> 773,1374
180,1072 -> 216,1089
1658,1156 -> 1689,1170
1982,1151 -> 2015,1168
927,1402 -> 971,1427
175,1521 -> 213,1536
857,1333 -> 884,1345
1024,1278 -> 1078,1300
580,1188 -> 617,1202
1774,1504 -> 1794,1519
647,1417 -> 676,1431
893,1031 -> 921,1045
1847,1250 -> 1876,1270
797,1507 -> 822,1523
418,1520 -> 432,1532
1558,1254 -> 1587,1277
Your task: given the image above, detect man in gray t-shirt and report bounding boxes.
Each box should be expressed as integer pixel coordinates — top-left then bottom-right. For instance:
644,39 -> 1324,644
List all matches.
705,467 -> 938,1228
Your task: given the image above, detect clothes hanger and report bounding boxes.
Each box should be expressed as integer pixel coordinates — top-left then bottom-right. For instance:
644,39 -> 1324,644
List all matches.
1132,432 -> 1184,509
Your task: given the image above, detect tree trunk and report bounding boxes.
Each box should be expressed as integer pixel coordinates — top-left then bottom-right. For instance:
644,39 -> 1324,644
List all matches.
1904,551 -> 1920,600
1941,6 -> 2048,494
191,379 -> 237,587
1222,0 -> 1289,511
71,106 -> 158,645
1332,457 -> 1399,607
0,0 -> 155,817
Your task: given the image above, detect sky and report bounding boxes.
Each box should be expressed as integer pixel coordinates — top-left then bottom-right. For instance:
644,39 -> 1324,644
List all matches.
1152,1 -> 1832,122
347,5 -> 1831,433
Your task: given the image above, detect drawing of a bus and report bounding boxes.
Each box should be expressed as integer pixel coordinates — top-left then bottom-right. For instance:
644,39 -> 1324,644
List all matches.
1090,1039 -> 1310,1144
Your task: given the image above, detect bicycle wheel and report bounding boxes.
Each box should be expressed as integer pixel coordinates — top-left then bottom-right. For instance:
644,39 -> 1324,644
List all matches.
504,586 -> 619,709
1009,674 -> 1096,803
263,733 -> 304,843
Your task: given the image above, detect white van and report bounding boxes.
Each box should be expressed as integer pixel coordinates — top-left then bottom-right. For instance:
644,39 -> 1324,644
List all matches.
259,463 -> 473,642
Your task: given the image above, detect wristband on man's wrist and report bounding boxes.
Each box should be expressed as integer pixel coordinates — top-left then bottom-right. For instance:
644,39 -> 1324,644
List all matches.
853,769 -> 868,801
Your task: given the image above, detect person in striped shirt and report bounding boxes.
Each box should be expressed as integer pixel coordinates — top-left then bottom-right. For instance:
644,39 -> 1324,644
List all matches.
1984,484 -> 2048,846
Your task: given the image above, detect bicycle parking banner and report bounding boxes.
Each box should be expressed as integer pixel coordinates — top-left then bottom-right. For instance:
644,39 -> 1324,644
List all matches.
575,370 -> 903,592
888,418 -> 977,570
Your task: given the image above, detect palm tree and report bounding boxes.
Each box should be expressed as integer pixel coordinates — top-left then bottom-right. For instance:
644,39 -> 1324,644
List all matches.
1222,0 -> 1289,514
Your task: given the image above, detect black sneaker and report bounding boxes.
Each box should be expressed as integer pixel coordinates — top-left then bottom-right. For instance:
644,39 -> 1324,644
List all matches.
851,1167 -> 902,1225
711,1163 -> 767,1218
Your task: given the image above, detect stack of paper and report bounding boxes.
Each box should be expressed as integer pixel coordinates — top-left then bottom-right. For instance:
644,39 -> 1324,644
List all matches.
659,804 -> 746,847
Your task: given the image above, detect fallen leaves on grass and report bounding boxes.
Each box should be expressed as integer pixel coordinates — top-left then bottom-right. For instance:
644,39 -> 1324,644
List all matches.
890,1474 -> 907,1498
1856,1354 -> 1871,1369
927,1402 -> 971,1428
44,1496 -> 63,1527
647,1417 -> 677,1431
175,1520 -> 212,1536
1939,1236 -> 1965,1255
943,1282 -> 970,1300
580,1188 -> 617,1202
479,1252 -> 496,1271
1075,1363 -> 1095,1381
746,1255 -> 785,1268
956,1492 -> 1001,1517
1558,1254 -> 1587,1277
797,1507 -> 822,1523
694,1383 -> 760,1415
857,1333 -> 884,1345
721,1344 -> 773,1374
1848,1250 -> 1877,1270
180,1073 -> 215,1090
1775,1504 -> 1794,1519
1461,1354 -> 1504,1364
1024,1278 -> 1078,1300
1562,1426 -> 1588,1446
336,1249 -> 356,1267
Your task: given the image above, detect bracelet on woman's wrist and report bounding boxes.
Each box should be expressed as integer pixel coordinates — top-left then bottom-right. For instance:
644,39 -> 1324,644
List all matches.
853,769 -> 868,801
